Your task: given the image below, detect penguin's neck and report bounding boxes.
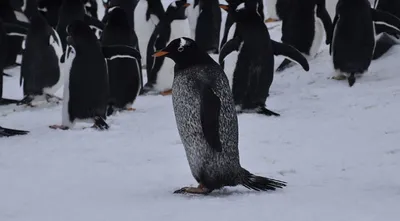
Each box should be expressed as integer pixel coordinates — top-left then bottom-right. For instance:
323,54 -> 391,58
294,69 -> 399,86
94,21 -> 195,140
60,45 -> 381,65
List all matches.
174,52 -> 217,71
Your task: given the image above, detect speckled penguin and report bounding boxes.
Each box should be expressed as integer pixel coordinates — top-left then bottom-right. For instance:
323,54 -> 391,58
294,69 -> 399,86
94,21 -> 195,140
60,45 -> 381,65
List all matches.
154,37 -> 286,194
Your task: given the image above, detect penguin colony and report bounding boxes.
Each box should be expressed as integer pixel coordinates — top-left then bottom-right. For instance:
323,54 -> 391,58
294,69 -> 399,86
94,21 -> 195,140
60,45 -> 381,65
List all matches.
1,0 -> 400,194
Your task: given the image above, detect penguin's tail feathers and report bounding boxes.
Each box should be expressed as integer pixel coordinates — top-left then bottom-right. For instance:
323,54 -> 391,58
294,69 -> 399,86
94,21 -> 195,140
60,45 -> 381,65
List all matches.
348,73 -> 356,87
0,126 -> 29,137
94,116 -> 109,130
239,168 -> 287,191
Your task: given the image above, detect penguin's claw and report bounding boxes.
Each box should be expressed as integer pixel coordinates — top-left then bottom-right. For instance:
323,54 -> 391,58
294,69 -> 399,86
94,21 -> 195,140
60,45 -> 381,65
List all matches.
45,94 -> 62,103
49,125 -> 69,130
173,185 -> 211,195
160,89 -> 172,96
125,107 -> 136,111
265,18 -> 279,23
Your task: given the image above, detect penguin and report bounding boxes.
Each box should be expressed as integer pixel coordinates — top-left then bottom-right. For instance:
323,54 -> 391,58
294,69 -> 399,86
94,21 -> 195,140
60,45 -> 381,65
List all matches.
103,0 -> 139,27
276,0 -> 332,72
219,2 -> 309,116
143,0 -> 191,95
101,7 -> 142,115
56,0 -> 104,54
220,0 -> 264,52
18,12 -> 64,106
37,0 -> 63,28
186,0 -> 222,54
371,0 -> 400,60
50,20 -> 109,130
0,126 -> 29,137
330,0 -> 400,86
133,0 -> 165,67
0,19 -> 28,105
153,37 -> 286,194
0,0 -> 30,68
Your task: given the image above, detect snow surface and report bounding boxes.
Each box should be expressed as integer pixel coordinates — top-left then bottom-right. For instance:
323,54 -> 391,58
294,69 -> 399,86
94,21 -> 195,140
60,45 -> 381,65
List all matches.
1,1 -> 400,221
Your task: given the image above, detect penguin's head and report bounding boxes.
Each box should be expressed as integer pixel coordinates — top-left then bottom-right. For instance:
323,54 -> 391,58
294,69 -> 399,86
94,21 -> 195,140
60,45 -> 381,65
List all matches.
165,0 -> 191,20
66,20 -> 97,49
153,37 -> 213,68
105,6 -> 129,26
220,0 -> 262,21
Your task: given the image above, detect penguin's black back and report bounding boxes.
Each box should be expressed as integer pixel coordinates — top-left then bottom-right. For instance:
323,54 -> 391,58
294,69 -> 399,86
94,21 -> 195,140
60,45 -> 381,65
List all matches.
374,0 -> 400,36
68,21 -> 109,120
37,0 -> 63,28
57,0 -> 86,51
102,7 -> 138,47
104,0 -> 138,29
21,13 -> 60,96
332,0 -> 375,73
280,0 -> 316,54
232,8 -> 274,109
196,0 -> 221,53
0,1 -> 24,67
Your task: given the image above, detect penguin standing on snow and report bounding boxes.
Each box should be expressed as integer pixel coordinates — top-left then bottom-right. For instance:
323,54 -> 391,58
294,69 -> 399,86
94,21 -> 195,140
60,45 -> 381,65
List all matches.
154,37 -> 286,194
18,12 -> 64,106
276,0 -> 332,72
0,19 -> 28,105
219,2 -> 309,116
101,7 -> 142,115
187,0 -> 222,54
143,0 -> 191,95
133,0 -> 165,67
50,20 -> 109,130
331,0 -> 400,86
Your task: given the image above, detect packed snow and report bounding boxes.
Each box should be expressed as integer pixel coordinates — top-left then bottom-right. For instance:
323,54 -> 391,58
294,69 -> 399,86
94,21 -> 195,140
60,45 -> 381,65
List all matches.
1,1 -> 400,221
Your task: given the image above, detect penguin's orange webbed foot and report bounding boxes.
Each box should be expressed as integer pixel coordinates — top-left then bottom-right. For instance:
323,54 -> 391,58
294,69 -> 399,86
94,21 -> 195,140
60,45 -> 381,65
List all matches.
160,89 -> 172,96
49,125 -> 69,130
125,107 -> 136,111
173,184 -> 211,195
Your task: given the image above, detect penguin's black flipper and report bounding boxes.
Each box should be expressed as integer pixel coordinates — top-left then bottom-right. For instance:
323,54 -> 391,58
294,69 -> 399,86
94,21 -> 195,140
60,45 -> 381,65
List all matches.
0,98 -> 21,105
240,168 -> 286,191
3,72 -> 11,77
3,22 -> 29,37
102,45 -> 141,60
271,40 -> 310,72
0,126 -> 29,137
146,27 -> 168,88
330,15 -> 339,55
371,8 -> 400,35
84,14 -> 105,31
219,36 -> 242,64
316,0 -> 333,44
199,82 -> 222,152
373,33 -> 399,60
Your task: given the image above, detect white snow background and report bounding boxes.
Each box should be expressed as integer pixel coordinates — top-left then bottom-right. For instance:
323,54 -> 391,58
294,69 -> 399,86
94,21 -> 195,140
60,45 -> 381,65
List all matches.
1,0 -> 400,220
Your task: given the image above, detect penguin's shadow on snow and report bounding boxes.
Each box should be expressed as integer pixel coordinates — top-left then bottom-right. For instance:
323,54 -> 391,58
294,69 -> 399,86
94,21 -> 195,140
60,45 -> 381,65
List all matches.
173,188 -> 285,198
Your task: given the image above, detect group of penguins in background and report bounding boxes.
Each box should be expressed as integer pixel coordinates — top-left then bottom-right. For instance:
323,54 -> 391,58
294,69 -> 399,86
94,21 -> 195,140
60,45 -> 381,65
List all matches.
1,0 -> 400,193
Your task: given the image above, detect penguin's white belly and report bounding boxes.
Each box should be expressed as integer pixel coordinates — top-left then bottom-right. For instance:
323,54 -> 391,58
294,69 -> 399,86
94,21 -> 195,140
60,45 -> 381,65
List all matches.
153,20 -> 191,92
309,16 -> 324,58
134,2 -> 158,66
266,0 -> 278,19
186,4 -> 200,39
61,47 -> 76,128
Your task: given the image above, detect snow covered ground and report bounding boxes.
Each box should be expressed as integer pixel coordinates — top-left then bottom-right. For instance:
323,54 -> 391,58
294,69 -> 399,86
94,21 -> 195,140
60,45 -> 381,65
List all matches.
1,1 -> 400,221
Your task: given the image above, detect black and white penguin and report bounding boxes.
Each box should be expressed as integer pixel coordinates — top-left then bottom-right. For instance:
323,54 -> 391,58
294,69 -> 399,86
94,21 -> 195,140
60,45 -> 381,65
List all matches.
154,37 -> 286,194
331,0 -> 400,86
143,0 -> 191,95
101,7 -> 142,115
187,0 -> 222,54
50,20 -> 109,130
56,0 -> 104,53
0,126 -> 29,137
103,0 -> 139,27
133,0 -> 165,67
372,0 -> 400,60
0,19 -> 28,105
219,2 -> 309,116
276,0 -> 332,72
0,0 -> 30,68
18,11 -> 64,106
83,0 -> 99,19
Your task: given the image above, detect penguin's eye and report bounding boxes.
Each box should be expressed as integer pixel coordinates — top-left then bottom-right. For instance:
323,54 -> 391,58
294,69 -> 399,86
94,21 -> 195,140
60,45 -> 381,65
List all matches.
177,46 -> 184,52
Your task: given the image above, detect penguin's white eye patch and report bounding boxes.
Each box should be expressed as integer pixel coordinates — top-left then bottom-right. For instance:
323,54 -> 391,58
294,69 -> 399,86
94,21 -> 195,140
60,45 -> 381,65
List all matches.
236,3 -> 245,11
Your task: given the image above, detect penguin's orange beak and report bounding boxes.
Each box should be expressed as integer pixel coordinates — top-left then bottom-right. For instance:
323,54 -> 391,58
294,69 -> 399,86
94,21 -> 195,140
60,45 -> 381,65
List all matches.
219,5 -> 229,11
153,51 -> 169,57
184,3 -> 191,7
